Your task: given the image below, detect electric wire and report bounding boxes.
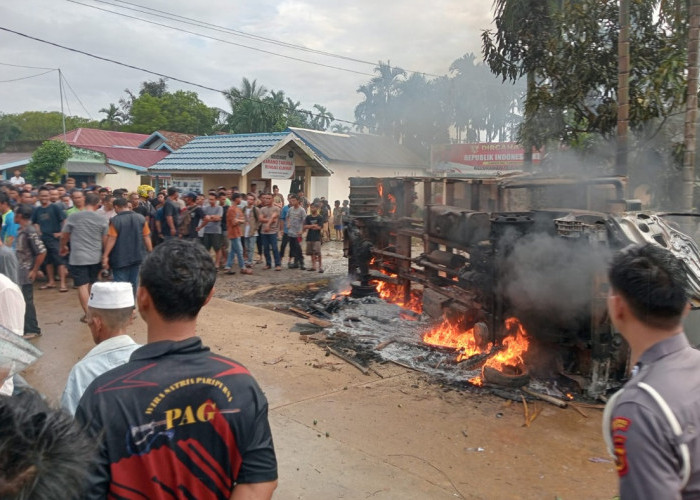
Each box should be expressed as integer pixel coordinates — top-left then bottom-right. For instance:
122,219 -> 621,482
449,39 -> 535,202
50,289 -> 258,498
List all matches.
90,0 -> 441,78
65,0 -> 376,77
0,61 -> 57,70
0,26 -> 360,126
0,69 -> 57,83
60,76 -> 73,116
60,71 -> 93,118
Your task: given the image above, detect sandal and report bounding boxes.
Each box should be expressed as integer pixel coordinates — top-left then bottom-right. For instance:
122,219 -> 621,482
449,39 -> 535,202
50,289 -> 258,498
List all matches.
39,284 -> 56,290
59,288 -> 69,293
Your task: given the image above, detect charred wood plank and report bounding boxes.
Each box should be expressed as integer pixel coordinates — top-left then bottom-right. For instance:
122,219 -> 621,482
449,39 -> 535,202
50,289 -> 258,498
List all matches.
326,346 -> 369,375
521,387 -> 568,408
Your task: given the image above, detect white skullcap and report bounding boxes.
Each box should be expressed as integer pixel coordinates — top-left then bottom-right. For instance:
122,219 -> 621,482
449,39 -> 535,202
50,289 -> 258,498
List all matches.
88,282 -> 134,309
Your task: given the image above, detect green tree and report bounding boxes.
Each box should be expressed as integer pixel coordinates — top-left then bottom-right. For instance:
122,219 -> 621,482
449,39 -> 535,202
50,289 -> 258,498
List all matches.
354,61 -> 407,139
223,78 -> 269,133
0,112 -> 98,141
311,104 -> 334,131
99,103 -> 126,130
24,140 -> 72,184
127,91 -> 217,134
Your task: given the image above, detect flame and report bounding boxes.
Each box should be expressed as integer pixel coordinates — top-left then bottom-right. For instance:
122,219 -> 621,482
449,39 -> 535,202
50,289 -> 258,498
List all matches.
387,193 -> 397,214
423,320 -> 490,361
375,278 -> 422,314
423,316 -> 530,386
331,288 -> 352,300
482,317 -> 529,372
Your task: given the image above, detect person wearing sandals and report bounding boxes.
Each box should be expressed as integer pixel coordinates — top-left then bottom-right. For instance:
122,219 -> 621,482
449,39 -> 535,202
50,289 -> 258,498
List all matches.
60,193 -> 109,323
14,203 -> 46,338
303,202 -> 325,273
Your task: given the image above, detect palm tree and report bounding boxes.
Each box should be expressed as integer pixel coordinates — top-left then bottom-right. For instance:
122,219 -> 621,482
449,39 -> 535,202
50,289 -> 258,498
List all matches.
331,123 -> 351,133
311,104 -> 334,131
99,103 -> 125,130
223,78 -> 269,133
354,61 -> 406,138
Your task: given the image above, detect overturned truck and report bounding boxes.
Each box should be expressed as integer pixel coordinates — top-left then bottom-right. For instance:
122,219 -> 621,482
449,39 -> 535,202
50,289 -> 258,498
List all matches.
344,175 -> 700,399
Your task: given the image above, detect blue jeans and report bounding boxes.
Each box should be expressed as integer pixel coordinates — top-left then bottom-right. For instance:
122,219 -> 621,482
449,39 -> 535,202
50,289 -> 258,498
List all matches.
112,264 -> 141,297
244,236 -> 256,266
261,233 -> 280,267
226,237 -> 245,269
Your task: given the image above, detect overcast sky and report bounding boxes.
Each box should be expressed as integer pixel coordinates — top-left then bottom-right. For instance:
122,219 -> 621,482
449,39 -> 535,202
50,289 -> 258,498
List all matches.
0,0 -> 496,127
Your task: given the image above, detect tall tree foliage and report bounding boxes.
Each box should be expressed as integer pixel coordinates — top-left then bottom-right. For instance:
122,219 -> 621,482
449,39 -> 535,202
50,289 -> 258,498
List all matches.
354,58 -> 523,157
222,77 -> 333,133
482,0 -> 690,170
24,140 -> 72,184
0,112 -> 99,149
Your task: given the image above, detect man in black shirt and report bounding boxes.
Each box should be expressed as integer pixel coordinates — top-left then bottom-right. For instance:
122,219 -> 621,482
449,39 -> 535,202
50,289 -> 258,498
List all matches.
31,186 -> 68,291
304,202 -> 325,273
182,192 -> 204,241
161,187 -> 180,240
76,240 -> 277,499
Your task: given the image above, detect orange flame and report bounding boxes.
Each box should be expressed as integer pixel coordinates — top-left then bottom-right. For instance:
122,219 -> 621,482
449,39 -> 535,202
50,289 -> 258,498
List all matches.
331,288 -> 352,300
483,317 -> 529,372
375,278 -> 422,314
423,316 -> 530,386
423,320 -> 490,361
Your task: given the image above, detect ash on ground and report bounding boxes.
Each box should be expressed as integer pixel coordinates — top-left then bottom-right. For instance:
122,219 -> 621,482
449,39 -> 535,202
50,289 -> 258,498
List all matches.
296,280 -> 589,402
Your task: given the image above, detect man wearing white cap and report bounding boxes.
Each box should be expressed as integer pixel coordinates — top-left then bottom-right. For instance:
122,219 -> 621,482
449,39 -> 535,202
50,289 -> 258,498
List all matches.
60,281 -> 140,415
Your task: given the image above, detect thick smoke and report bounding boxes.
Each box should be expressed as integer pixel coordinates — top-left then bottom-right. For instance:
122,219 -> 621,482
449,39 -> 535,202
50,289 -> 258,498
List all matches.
498,233 -> 613,328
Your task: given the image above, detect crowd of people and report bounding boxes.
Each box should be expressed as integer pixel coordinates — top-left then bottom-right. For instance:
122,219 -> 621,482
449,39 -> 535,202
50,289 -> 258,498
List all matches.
0,174 -> 351,497
0,173 -> 351,336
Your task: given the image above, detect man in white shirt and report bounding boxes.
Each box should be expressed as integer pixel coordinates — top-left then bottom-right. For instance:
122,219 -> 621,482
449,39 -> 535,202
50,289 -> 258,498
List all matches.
9,169 -> 25,187
61,281 -> 140,415
0,270 -> 24,396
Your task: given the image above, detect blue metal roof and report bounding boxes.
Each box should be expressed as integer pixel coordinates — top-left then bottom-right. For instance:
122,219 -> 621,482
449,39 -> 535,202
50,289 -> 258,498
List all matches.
149,132 -> 289,172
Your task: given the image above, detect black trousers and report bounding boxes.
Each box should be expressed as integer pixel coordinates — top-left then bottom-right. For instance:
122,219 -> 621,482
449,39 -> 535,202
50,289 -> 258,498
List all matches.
21,283 -> 41,334
289,236 -> 304,266
280,233 -> 290,258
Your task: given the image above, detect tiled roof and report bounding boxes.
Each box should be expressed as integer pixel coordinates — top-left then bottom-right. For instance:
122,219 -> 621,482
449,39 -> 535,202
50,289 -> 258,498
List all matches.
52,128 -> 150,147
289,127 -> 428,168
81,146 -> 167,170
149,133 -> 290,172
156,131 -> 198,150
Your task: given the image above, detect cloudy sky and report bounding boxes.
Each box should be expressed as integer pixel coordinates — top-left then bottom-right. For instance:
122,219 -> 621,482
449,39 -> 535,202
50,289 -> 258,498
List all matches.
0,0 -> 496,126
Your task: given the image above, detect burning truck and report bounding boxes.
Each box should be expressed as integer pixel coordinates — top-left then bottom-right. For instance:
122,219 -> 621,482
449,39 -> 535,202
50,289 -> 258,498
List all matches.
339,175 -> 700,400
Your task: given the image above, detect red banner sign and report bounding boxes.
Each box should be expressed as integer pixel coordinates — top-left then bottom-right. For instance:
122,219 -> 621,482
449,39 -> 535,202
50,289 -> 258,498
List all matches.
431,143 -> 542,176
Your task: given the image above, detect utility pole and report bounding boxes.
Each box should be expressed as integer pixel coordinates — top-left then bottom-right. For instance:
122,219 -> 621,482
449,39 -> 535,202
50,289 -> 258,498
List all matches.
616,0 -> 630,179
58,68 -> 66,141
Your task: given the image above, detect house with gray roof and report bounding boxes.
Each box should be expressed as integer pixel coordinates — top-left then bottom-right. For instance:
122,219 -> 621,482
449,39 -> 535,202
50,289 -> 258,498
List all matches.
148,132 -> 330,195
288,127 -> 428,203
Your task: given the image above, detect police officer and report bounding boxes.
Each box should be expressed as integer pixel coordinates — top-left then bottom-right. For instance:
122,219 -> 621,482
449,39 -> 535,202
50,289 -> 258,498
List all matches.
604,243 -> 700,499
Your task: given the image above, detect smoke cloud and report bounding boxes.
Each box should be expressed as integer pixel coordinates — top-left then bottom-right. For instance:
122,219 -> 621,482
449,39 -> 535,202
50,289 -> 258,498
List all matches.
499,233 -> 612,331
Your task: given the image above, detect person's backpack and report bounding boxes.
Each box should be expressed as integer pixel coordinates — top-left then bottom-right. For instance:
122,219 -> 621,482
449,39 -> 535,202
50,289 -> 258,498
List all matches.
178,207 -> 193,237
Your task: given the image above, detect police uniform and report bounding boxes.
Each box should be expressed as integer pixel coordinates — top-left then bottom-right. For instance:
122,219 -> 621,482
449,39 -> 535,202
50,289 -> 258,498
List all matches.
76,337 -> 277,499
604,333 -> 700,499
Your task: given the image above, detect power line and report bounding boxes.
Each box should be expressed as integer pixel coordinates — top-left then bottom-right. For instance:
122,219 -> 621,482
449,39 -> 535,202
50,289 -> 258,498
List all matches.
97,0 -> 441,78
60,71 -> 93,119
0,61 -> 57,70
66,0 -> 376,77
0,68 -> 56,83
0,26 -> 359,126
60,75 -> 73,116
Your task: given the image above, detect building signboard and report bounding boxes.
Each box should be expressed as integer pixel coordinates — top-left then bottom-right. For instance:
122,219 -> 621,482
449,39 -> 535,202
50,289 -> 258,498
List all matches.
431,142 -> 542,177
262,152 -> 294,179
171,177 -> 203,194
